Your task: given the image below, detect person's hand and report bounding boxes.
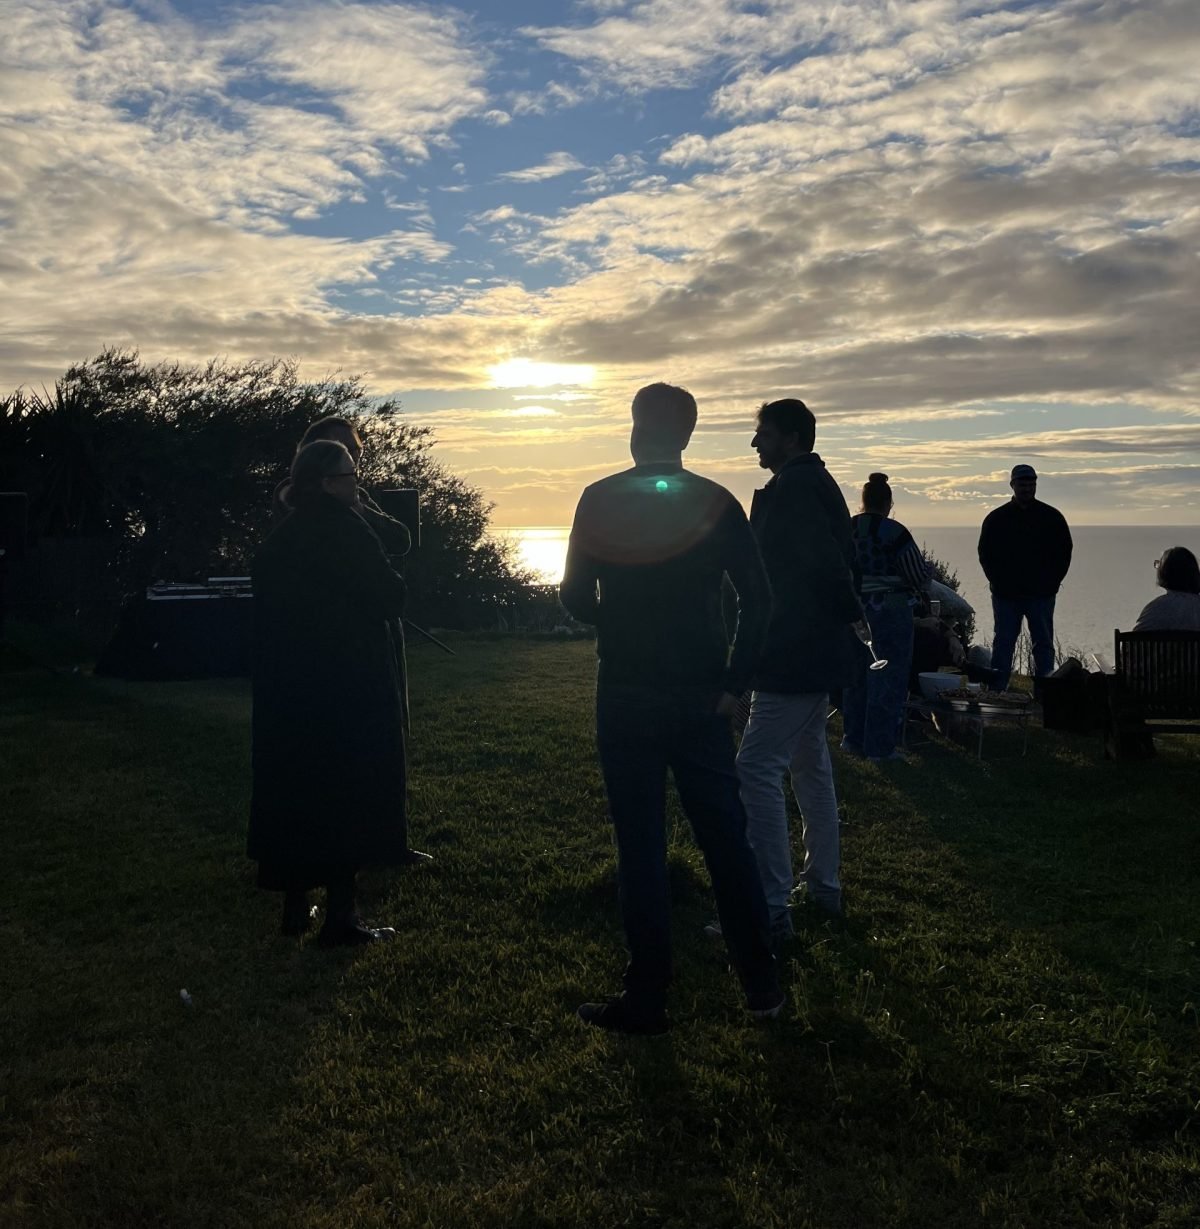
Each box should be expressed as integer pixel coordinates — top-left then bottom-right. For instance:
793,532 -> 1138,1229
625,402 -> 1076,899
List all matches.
715,691 -> 740,717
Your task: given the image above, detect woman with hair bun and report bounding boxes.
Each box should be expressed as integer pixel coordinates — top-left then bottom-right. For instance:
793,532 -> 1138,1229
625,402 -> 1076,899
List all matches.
841,473 -> 931,762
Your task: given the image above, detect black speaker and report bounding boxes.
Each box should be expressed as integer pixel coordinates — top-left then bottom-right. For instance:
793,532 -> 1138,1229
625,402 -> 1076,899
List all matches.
374,488 -> 420,548
0,493 -> 29,561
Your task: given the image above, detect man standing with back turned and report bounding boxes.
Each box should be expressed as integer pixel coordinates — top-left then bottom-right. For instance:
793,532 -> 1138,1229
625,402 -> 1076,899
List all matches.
978,464 -> 1072,692
560,383 -> 783,1034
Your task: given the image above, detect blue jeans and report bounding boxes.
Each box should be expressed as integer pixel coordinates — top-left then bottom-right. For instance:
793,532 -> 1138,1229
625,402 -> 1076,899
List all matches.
737,691 -> 841,923
842,598 -> 914,758
595,684 -> 777,1009
990,595 -> 1056,691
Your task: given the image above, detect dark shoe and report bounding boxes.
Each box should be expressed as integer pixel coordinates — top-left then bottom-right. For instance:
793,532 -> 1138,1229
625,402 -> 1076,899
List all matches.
746,988 -> 786,1020
577,994 -> 670,1036
399,849 -> 434,866
769,919 -> 794,958
793,897 -> 845,933
316,918 -> 397,947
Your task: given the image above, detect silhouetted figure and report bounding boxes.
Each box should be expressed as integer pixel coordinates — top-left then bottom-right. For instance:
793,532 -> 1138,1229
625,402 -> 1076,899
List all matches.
249,441 -> 407,945
978,464 -> 1072,690
277,416 -> 429,865
560,383 -> 782,1033
842,472 -> 930,761
730,399 -> 864,937
909,615 -> 967,692
1133,546 -> 1200,630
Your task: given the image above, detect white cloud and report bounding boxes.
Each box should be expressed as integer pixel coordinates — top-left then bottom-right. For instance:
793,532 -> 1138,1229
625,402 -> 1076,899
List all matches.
2,0 -> 1199,529
497,151 -> 586,182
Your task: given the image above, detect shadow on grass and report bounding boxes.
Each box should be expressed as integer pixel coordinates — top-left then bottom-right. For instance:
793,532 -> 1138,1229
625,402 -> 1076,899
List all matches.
861,722 -> 1200,1012
0,672 -> 365,1227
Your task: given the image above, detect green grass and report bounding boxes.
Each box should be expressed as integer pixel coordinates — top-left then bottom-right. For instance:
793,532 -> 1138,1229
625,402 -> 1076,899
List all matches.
2,637 -> 1198,1228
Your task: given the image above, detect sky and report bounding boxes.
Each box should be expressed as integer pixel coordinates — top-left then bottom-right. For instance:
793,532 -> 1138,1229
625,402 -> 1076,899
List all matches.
2,0 -> 1198,528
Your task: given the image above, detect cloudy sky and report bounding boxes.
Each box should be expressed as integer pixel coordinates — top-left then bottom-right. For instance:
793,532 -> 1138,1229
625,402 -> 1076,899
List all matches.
3,0 -> 1198,529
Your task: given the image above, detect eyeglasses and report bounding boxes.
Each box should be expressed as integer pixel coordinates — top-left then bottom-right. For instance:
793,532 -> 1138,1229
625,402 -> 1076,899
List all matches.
328,469 -> 357,480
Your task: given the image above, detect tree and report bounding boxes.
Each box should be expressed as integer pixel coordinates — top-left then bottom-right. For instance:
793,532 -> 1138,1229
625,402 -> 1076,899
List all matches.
0,349 -> 529,629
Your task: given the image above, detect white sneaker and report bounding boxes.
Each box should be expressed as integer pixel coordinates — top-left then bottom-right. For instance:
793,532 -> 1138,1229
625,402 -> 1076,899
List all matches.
702,918 -> 723,940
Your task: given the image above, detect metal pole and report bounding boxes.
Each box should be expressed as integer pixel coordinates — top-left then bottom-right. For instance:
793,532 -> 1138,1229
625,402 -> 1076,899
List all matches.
404,618 -> 456,655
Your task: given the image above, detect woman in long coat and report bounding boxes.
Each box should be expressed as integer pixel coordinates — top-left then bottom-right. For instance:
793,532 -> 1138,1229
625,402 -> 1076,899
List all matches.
249,440 -> 409,945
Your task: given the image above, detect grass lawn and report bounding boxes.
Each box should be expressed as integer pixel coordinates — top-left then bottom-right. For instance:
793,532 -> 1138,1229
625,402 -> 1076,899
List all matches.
2,634 -> 1199,1228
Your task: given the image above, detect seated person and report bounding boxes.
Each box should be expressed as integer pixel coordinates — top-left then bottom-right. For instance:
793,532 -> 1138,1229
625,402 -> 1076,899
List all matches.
909,614 -> 967,693
1133,547 -> 1200,631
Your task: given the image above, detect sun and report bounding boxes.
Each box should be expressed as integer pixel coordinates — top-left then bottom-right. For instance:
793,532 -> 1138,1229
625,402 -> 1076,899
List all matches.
488,358 -> 595,389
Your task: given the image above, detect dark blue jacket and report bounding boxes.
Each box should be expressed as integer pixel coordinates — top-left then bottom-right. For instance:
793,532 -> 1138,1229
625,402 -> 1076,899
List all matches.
750,453 -> 867,694
560,463 -> 770,699
978,499 -> 1072,598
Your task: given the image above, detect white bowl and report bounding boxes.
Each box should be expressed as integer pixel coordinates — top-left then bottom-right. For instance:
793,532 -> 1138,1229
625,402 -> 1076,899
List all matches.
918,671 -> 962,700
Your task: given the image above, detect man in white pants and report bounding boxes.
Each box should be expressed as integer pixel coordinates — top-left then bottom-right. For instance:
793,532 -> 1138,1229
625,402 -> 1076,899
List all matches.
731,399 -> 866,939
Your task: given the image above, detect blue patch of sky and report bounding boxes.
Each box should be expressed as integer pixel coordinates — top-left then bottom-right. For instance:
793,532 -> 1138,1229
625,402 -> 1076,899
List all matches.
278,63 -> 743,308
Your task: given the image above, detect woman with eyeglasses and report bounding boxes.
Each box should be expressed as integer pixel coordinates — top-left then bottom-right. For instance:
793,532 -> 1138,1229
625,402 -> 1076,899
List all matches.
1132,547 -> 1200,631
249,440 -> 409,945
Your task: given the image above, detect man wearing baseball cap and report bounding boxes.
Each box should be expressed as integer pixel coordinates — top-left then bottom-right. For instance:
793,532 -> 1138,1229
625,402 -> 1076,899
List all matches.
977,464 -> 1073,691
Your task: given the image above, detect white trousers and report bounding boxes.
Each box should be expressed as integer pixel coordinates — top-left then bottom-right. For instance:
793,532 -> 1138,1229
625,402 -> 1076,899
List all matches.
735,690 -> 842,924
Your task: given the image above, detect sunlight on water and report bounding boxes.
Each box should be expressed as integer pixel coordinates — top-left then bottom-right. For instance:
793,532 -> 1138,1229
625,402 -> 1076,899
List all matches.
489,525 -> 1196,657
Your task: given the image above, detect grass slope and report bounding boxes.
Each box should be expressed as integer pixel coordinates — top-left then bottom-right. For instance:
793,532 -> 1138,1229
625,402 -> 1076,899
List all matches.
1,638 -> 1198,1228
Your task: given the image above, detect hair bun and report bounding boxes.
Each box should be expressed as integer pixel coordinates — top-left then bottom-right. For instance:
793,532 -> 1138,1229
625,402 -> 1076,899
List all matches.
867,472 -> 889,484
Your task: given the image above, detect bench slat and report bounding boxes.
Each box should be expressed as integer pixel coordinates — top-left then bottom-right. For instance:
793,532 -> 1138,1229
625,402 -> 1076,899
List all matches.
1113,629 -> 1200,720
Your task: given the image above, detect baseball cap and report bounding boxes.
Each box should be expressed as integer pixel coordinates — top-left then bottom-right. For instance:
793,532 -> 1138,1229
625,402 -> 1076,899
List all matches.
1010,464 -> 1037,481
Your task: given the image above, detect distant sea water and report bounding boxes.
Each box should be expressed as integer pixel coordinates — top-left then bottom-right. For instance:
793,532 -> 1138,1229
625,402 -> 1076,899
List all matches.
493,524 -> 1200,661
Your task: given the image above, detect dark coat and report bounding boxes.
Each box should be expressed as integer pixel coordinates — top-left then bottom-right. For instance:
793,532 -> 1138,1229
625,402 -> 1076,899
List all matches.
248,494 -> 408,888
560,463 -> 770,698
978,499 -> 1072,598
272,480 -> 412,728
750,453 -> 867,694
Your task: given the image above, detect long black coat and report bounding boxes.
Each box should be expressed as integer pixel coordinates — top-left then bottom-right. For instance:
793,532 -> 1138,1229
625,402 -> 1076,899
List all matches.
248,494 -> 408,889
750,452 -> 867,694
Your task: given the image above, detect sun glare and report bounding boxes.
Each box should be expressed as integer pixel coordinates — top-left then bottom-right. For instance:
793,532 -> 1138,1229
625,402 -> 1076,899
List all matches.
496,527 -> 570,584
489,358 -> 595,389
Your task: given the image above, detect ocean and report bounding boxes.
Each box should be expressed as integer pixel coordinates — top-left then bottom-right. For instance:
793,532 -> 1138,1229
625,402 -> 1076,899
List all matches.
493,524 -> 1199,662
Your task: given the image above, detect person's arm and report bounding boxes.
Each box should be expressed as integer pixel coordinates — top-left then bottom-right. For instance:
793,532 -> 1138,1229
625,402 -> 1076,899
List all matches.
559,493 -> 601,625
978,512 -> 996,582
895,538 -> 932,594
770,473 -> 860,625
357,495 -> 412,558
1131,598 -> 1159,632
719,501 -> 772,698
1052,510 -> 1073,586
328,512 -> 408,620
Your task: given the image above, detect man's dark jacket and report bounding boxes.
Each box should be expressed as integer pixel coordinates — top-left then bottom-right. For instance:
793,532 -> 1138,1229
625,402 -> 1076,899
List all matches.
750,452 -> 866,694
249,494 -> 409,888
559,463 -> 770,700
978,499 -> 1072,598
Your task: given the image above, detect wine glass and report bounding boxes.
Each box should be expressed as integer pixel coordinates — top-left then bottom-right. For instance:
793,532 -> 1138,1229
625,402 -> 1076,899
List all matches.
854,620 -> 889,671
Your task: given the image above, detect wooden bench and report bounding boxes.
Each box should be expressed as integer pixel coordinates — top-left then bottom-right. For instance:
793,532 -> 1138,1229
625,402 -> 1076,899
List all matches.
1108,629 -> 1200,756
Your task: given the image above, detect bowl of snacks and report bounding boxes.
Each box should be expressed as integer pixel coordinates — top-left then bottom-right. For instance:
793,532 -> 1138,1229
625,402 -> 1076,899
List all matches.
918,672 -> 964,700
